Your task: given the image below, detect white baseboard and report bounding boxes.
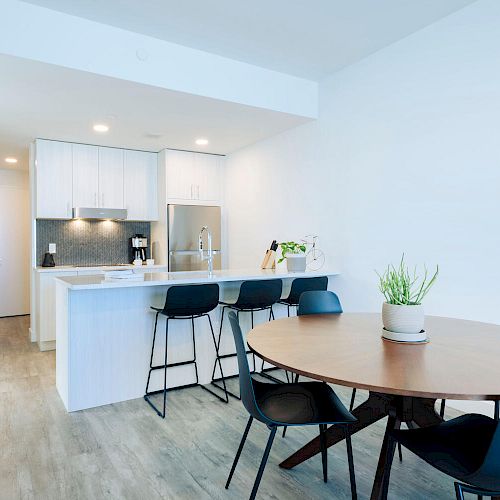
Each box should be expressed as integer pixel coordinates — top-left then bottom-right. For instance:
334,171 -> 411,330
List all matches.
446,399 -> 494,416
38,340 -> 56,352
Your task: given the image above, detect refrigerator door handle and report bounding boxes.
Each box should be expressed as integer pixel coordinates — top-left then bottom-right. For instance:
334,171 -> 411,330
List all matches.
169,250 -> 221,256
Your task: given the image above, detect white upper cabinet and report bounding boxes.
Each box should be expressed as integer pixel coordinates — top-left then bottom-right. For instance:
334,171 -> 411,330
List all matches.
35,139 -> 158,219
195,153 -> 221,202
124,150 -> 158,221
36,140 -> 73,218
72,144 -> 99,208
166,150 -> 222,204
166,150 -> 196,200
98,147 -> 124,209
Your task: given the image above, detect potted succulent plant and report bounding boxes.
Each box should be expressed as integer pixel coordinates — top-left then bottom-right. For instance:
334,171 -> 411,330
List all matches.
278,241 -> 307,272
377,255 -> 438,341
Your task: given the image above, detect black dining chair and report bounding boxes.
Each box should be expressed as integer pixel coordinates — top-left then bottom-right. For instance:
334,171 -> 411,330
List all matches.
225,311 -> 357,500
285,290 -> 404,461
282,290 -> 357,438
277,276 -> 328,316
383,413 -> 500,499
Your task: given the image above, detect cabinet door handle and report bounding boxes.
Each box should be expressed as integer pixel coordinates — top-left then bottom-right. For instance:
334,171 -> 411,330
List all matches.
190,184 -> 193,199
101,193 -> 104,207
197,185 -> 200,199
94,192 -> 97,207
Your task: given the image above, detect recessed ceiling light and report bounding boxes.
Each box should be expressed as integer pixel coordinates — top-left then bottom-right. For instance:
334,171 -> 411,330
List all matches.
5,157 -> 18,164
195,138 -> 209,146
93,123 -> 109,133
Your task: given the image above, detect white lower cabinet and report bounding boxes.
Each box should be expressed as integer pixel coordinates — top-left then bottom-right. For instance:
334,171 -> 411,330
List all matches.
37,271 -> 76,351
37,269 -> 105,351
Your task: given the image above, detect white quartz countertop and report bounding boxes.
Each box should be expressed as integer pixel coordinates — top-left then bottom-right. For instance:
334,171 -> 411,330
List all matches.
56,268 -> 339,290
35,264 -> 167,273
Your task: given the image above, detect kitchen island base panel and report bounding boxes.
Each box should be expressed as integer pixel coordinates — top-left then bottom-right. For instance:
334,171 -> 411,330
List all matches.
55,271 -> 338,412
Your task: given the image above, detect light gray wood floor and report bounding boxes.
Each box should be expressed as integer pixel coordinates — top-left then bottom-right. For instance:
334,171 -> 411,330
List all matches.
1,315 -> 460,499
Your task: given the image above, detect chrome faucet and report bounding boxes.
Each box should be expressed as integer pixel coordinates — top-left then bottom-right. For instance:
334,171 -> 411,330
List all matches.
198,225 -> 213,274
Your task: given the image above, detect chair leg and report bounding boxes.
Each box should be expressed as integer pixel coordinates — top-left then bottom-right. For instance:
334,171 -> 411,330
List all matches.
454,482 -> 465,500
440,399 -> 446,418
226,416 -> 253,489
190,316 -> 199,385
294,373 -> 299,383
344,425 -> 357,500
143,316 -> 170,418
161,318 -> 169,418
144,312 -> 159,396
282,426 -> 287,438
495,400 -> 499,420
349,388 -> 357,411
319,424 -> 328,483
250,427 -> 277,500
210,306 -> 226,382
397,442 -> 403,462
287,305 -> 290,317
200,314 -> 229,403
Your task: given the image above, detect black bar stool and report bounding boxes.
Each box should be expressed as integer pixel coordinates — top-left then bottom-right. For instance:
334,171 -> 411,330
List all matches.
211,279 -> 282,401
277,276 -> 328,382
144,283 -> 227,418
277,276 -> 328,316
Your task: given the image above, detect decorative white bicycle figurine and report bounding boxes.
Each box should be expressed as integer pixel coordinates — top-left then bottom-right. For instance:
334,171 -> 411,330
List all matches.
301,234 -> 325,271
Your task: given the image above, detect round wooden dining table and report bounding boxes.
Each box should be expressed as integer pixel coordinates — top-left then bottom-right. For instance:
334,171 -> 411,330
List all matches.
247,313 -> 500,500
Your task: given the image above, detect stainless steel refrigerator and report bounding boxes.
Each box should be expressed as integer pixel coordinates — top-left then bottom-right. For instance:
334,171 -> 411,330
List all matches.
168,204 -> 222,272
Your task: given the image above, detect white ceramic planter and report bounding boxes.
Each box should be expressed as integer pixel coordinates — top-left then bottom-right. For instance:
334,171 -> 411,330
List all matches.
286,254 -> 307,272
382,302 -> 424,334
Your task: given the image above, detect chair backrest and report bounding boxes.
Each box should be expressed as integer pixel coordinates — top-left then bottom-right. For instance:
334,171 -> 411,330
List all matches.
234,279 -> 283,309
228,311 -> 272,425
287,276 -> 328,305
297,290 -> 343,316
162,283 -> 219,317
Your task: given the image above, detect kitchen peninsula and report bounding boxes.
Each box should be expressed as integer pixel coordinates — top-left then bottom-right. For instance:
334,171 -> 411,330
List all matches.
55,268 -> 338,412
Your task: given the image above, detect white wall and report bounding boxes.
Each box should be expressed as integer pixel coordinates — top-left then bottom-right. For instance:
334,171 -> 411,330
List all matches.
0,168 -> 30,316
226,1 -> 500,416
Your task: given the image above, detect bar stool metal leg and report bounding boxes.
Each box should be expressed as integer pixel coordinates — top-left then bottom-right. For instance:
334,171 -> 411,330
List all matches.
198,313 -> 230,403
211,307 -> 258,401
144,311 -> 159,398
260,306 -> 286,383
144,316 -> 169,418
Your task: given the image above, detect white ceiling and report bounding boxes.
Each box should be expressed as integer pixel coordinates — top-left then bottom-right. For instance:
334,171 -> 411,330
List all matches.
0,54 -> 309,170
23,0 -> 475,80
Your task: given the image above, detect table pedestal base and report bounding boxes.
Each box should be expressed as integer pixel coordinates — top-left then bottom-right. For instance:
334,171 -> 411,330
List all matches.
279,392 -> 443,500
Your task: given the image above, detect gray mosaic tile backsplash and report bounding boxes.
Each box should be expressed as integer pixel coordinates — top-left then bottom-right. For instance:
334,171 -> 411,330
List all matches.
36,220 -> 151,266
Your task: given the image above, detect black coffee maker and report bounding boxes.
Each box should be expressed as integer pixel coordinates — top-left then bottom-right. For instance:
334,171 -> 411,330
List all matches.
130,234 -> 148,263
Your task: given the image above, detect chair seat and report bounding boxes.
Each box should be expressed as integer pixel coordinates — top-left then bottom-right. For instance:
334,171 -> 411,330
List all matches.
253,379 -> 356,426
219,301 -> 271,310
391,414 -> 499,488
277,298 -> 296,306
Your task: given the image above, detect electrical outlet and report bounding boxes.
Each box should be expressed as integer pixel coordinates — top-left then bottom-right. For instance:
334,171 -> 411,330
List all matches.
49,243 -> 56,254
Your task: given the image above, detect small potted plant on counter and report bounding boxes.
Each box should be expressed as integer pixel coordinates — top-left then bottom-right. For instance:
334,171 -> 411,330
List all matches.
377,255 -> 438,342
278,241 -> 307,272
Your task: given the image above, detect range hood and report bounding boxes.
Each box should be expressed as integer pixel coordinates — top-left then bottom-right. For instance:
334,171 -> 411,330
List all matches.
72,207 -> 128,220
